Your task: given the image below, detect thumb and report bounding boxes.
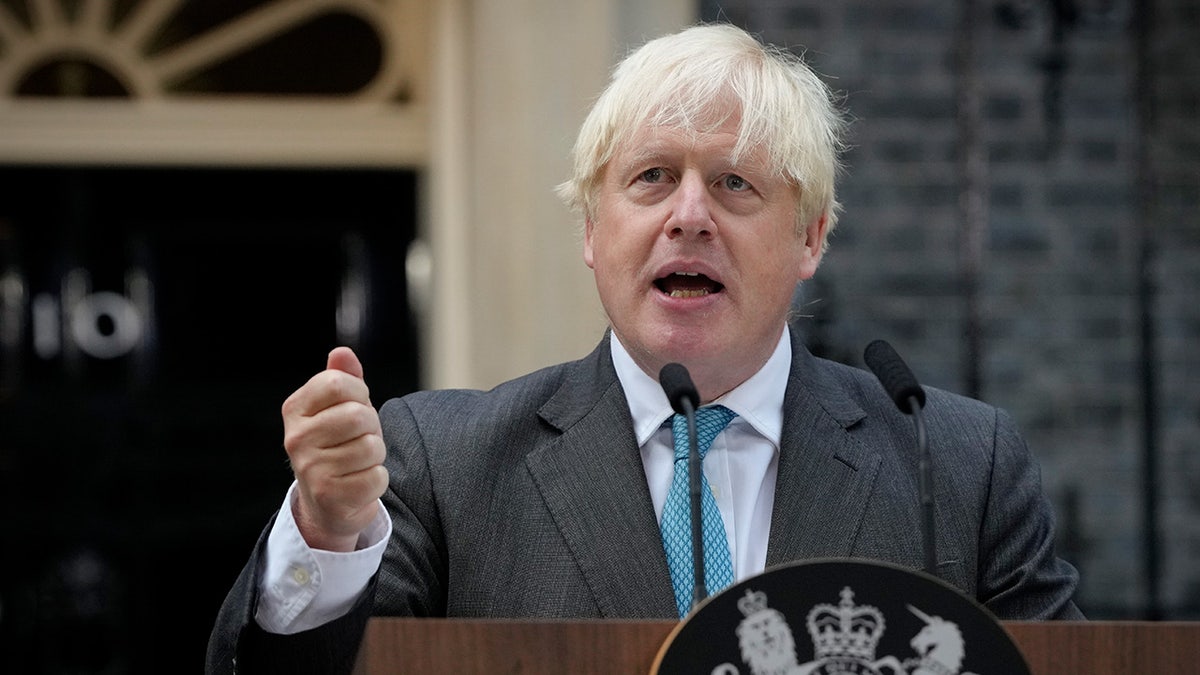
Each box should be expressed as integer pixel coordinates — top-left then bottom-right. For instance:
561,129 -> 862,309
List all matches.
326,346 -> 364,379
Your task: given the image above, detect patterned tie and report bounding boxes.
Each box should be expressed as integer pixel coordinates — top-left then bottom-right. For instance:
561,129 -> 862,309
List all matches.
660,405 -> 738,617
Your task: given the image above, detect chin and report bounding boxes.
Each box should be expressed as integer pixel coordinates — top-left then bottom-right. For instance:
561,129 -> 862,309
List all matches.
651,334 -> 734,371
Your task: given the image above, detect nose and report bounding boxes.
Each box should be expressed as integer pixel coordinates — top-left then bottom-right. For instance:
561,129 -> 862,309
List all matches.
664,172 -> 714,239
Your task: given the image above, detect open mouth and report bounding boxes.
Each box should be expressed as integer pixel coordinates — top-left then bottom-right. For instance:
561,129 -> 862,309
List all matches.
654,272 -> 725,298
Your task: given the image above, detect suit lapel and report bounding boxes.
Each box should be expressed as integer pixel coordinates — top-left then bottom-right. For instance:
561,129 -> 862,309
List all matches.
521,331 -> 886,611
766,334 -> 881,567
524,337 -> 678,618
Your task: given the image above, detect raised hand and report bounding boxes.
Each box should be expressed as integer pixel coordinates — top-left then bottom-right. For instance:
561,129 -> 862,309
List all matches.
281,347 -> 388,552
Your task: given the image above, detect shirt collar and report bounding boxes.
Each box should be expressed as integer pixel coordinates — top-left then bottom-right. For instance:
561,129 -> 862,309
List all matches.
609,328 -> 791,448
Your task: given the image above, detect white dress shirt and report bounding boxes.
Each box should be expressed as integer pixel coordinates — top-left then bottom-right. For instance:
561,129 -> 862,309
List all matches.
610,328 -> 787,583
255,327 -> 791,633
254,482 -> 391,634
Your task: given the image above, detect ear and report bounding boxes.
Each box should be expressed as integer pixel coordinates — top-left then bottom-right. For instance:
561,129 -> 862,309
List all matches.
583,217 -> 597,270
796,212 -> 829,280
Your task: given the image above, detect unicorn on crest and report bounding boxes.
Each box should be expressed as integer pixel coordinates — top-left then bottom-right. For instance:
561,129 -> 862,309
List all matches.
902,605 -> 979,675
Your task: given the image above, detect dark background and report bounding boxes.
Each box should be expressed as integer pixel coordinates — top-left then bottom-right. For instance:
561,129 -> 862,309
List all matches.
0,166 -> 419,672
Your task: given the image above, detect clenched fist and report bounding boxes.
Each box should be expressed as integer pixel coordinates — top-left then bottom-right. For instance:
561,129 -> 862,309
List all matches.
281,347 -> 388,552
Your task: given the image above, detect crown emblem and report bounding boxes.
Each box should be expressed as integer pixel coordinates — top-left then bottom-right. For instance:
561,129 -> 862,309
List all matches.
805,587 -> 885,661
737,589 -> 769,617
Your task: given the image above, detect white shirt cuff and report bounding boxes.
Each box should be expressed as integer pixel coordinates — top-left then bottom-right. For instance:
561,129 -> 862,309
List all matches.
254,481 -> 391,634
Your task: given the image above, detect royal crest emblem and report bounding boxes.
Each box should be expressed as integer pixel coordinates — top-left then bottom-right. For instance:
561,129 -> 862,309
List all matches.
725,587 -> 981,675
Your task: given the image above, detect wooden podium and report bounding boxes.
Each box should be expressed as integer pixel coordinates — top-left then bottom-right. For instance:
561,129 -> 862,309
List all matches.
353,618 -> 1200,674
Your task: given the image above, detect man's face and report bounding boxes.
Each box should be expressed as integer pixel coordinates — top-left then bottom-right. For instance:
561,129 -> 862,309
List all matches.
584,115 -> 826,396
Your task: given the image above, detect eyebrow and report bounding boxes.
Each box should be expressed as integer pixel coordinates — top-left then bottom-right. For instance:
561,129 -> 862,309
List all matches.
617,150 -> 775,185
613,130 -> 775,182
616,145 -> 675,174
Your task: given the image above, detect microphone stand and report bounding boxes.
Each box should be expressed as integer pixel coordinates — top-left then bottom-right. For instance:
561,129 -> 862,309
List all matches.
864,339 -> 936,578
658,361 -> 710,612
681,397 -> 707,608
909,396 -> 935,576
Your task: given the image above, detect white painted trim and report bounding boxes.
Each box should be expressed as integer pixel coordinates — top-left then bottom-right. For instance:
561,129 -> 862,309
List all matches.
0,99 -> 427,166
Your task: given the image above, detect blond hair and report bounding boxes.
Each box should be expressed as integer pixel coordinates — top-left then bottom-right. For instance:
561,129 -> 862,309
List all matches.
557,23 -> 846,240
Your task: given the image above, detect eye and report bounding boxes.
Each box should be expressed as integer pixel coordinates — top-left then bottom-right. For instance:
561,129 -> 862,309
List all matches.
723,174 -> 751,192
640,167 -> 667,183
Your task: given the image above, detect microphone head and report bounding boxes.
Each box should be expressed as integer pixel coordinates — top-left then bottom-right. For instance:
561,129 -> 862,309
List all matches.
658,362 -> 700,415
864,339 -> 926,414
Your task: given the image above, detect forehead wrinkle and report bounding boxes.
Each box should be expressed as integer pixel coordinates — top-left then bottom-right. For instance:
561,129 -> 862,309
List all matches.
615,126 -> 756,178
615,144 -> 673,175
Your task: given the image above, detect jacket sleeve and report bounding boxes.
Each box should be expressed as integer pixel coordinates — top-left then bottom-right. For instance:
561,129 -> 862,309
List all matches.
976,407 -> 1085,620
204,517 -> 380,675
205,394 -> 447,674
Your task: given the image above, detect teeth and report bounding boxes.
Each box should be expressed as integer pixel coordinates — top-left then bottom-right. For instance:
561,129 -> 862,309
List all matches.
670,289 -> 710,298
678,271 -> 699,276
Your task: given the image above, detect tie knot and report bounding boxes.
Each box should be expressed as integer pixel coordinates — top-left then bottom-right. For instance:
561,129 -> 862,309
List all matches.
671,405 -> 737,461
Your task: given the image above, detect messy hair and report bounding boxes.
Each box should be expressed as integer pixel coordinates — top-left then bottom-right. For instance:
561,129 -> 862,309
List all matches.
556,23 -> 847,242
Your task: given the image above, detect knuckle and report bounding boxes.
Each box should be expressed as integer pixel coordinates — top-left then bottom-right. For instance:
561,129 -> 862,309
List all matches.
287,450 -> 315,478
325,369 -> 361,403
371,464 -> 390,491
324,371 -> 348,400
369,434 -> 387,465
282,427 -> 303,453
352,403 -> 379,430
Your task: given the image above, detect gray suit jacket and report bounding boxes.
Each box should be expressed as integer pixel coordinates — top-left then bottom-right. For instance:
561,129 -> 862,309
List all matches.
207,329 -> 1082,673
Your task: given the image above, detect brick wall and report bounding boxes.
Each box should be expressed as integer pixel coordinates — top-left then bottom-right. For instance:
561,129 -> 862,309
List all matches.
705,0 -> 1200,618
1149,0 -> 1200,620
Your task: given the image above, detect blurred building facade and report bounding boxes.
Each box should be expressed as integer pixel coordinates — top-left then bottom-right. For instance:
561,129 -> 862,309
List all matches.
704,0 -> 1199,619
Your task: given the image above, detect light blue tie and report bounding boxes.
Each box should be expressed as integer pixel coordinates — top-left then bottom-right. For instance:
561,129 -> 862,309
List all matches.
661,405 -> 737,617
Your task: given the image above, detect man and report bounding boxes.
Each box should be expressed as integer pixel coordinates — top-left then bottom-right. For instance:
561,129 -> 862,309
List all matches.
207,22 -> 1082,674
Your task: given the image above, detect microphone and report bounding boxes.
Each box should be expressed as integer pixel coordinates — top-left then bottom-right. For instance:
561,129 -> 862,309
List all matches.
864,339 -> 926,414
658,362 -> 708,609
864,340 -> 936,576
659,362 -> 699,416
